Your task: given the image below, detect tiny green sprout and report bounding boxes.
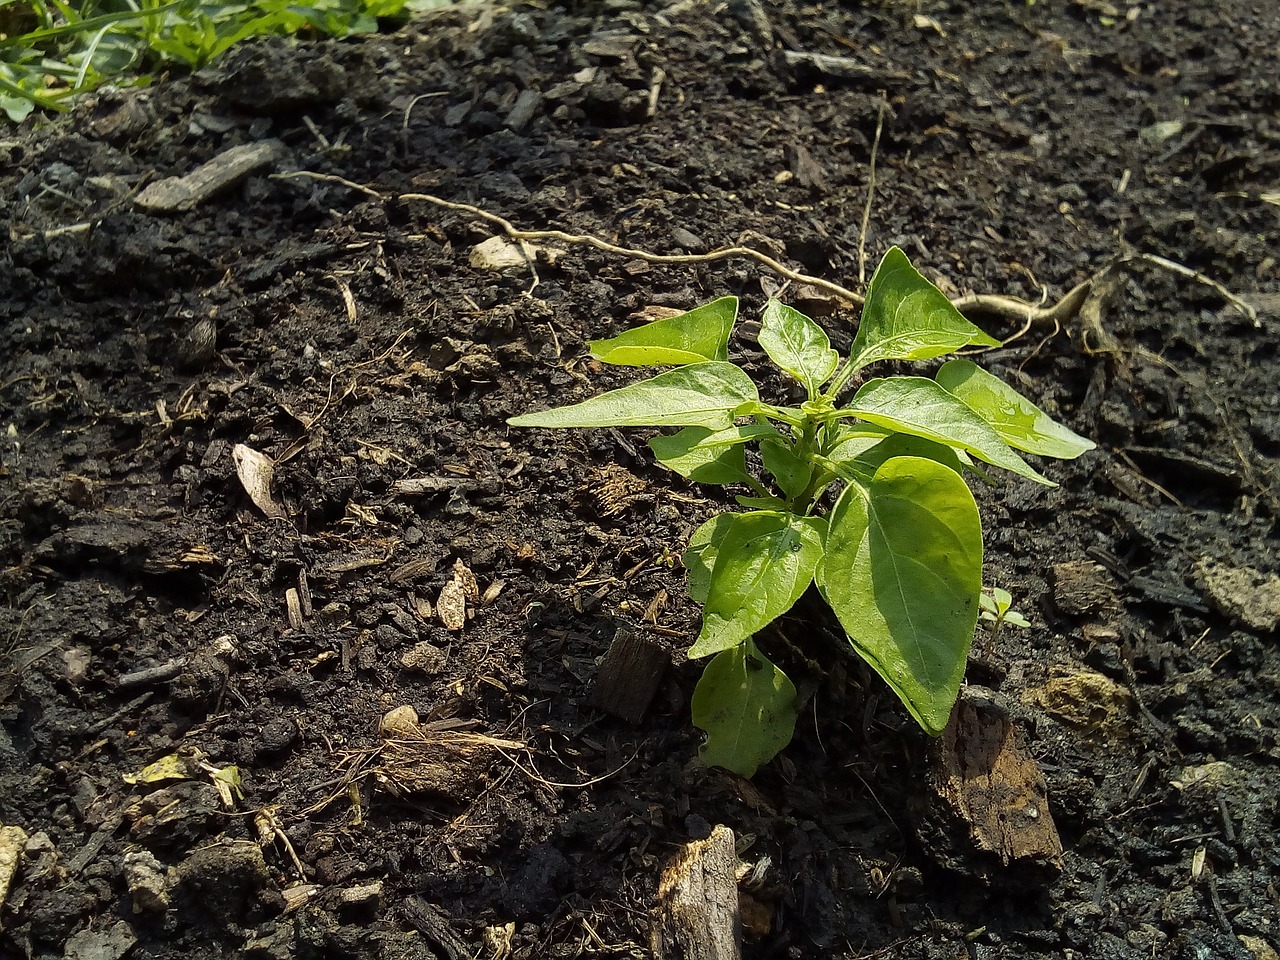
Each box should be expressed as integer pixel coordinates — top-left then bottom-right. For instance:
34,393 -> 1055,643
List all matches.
509,247 -> 1094,777
979,587 -> 1031,631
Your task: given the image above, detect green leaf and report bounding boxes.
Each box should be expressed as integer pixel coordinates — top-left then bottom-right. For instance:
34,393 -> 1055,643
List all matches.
819,457 -> 983,736
826,427 -> 967,484
761,440 -> 811,500
935,359 -> 1095,460
684,513 -> 737,605
589,297 -> 738,367
734,493 -> 790,510
689,511 -> 827,659
849,247 -> 999,372
846,377 -> 1054,485
759,300 -> 840,397
692,638 -> 798,778
690,423 -> 783,449
508,361 -> 759,429
650,427 -> 755,486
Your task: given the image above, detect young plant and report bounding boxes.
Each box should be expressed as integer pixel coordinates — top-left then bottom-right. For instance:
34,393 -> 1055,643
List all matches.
509,247 -> 1094,776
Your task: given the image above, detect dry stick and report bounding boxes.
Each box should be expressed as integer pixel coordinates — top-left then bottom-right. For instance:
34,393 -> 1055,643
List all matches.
273,171 -> 1256,334
858,96 -> 888,288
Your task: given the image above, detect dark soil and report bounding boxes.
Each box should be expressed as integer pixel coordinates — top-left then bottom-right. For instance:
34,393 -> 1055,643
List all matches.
3,1 -> 1279,958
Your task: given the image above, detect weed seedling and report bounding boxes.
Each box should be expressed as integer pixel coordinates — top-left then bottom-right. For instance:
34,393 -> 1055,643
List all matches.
510,247 -> 1094,776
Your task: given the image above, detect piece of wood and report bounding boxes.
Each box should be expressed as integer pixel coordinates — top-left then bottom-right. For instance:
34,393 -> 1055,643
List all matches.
652,825 -> 742,960
927,693 -> 1063,878
136,140 -> 281,212
402,896 -> 469,960
589,626 -> 667,723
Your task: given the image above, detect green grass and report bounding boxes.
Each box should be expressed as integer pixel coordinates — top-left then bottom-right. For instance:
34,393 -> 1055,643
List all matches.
0,0 -> 413,122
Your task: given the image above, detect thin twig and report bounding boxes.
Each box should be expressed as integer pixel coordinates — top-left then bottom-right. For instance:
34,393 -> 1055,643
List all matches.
1134,252 -> 1259,327
858,96 -> 888,288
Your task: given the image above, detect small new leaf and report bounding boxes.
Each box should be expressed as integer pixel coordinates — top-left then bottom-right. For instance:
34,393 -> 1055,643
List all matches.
819,457 -> 983,735
507,361 -> 759,429
759,299 -> 840,397
936,359 -> 1096,460
692,638 -> 798,778
690,511 -> 826,659
849,246 -> 999,372
827,429 -> 968,484
589,297 -> 738,367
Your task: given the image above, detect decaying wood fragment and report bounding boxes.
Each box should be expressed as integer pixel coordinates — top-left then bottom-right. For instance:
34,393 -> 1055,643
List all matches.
403,897 -> 470,960
926,693 -> 1063,878
136,140 -> 282,212
0,824 -> 29,930
589,626 -> 668,723
652,824 -> 742,960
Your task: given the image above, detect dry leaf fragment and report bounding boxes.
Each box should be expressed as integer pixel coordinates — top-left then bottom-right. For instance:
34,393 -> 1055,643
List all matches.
232,444 -> 288,519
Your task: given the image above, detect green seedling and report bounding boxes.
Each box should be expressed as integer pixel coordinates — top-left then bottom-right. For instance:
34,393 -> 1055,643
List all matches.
510,247 -> 1094,776
1,0 -> 412,122
980,586 -> 1031,631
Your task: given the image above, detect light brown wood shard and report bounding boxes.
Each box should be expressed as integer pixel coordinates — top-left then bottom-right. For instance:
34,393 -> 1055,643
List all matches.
136,140 -> 281,212
651,824 -> 742,960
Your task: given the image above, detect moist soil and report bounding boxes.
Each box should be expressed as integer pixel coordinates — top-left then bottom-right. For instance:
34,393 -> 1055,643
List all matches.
2,2 -> 1279,958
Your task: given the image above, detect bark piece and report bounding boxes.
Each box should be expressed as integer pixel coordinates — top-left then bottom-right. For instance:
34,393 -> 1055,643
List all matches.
652,825 -> 742,960
0,824 -> 28,929
926,693 -> 1063,878
403,897 -> 469,960
136,140 -> 281,212
1051,559 -> 1120,617
1196,559 -> 1280,632
589,627 -> 668,723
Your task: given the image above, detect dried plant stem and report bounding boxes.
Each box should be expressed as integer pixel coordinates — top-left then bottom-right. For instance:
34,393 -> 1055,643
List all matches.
275,171 -> 1257,335
858,96 -> 887,288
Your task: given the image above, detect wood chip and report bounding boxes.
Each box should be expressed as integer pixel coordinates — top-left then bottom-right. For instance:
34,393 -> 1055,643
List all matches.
285,588 -> 304,630
928,694 -> 1063,875
231,443 -> 288,520
0,824 -> 29,927
469,236 -> 539,273
1195,559 -> 1280,632
136,140 -> 282,213
437,559 -> 478,631
589,626 -> 668,723
652,824 -> 742,960
1051,559 -> 1120,617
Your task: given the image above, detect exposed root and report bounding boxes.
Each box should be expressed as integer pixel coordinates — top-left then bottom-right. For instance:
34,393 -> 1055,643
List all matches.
274,171 -> 1260,340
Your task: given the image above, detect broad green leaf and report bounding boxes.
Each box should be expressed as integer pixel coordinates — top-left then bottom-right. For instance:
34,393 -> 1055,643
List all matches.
846,377 -> 1054,485
684,513 -> 737,604
761,440 -> 811,500
650,427 -> 755,486
936,359 -> 1095,460
826,429 -> 967,484
759,300 -> 840,397
690,511 -> 827,659
819,457 -> 983,735
692,638 -> 798,778
508,361 -> 758,429
589,297 -> 738,367
849,247 -> 998,372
